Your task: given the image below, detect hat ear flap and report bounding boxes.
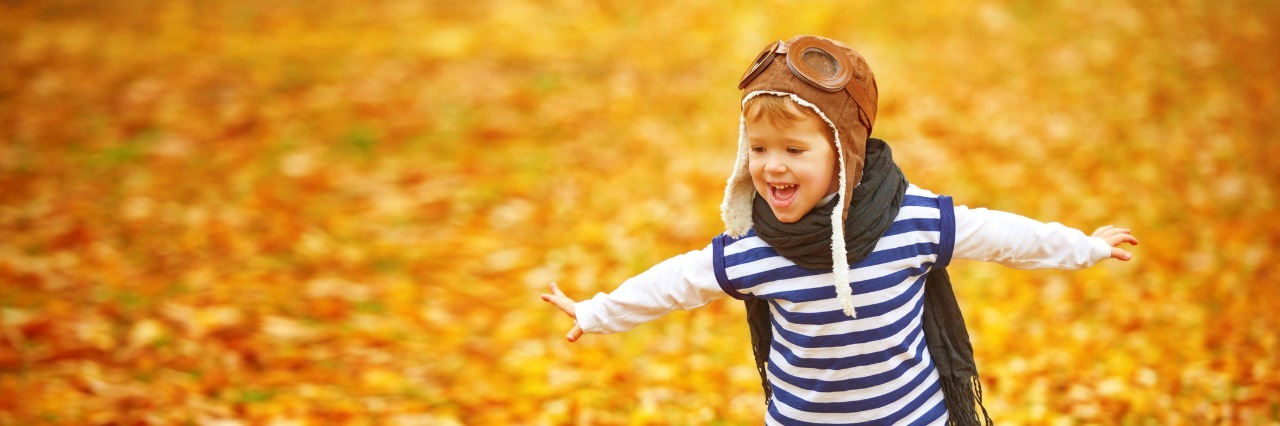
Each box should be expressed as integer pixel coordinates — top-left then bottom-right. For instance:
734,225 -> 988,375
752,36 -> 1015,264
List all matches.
838,114 -> 868,223
721,112 -> 756,238
827,98 -> 857,318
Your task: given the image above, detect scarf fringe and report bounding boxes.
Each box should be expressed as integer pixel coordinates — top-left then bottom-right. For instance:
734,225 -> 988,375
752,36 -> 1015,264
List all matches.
941,373 -> 994,426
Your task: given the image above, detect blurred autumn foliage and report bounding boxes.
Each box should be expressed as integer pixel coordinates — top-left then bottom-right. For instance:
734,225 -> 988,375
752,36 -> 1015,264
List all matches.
2,0 -> 1279,424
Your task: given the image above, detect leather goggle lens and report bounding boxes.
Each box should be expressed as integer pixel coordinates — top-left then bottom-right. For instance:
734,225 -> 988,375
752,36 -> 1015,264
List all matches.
785,36 -> 853,92
738,41 -> 780,90
801,48 -> 839,78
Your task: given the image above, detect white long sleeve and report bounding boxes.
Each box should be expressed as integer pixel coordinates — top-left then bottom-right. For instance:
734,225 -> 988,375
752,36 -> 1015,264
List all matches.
952,204 -> 1112,269
573,205 -> 1110,334
573,244 -> 728,334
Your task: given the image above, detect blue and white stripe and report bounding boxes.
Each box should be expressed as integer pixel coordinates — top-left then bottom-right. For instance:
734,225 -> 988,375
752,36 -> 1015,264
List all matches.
713,185 -> 956,425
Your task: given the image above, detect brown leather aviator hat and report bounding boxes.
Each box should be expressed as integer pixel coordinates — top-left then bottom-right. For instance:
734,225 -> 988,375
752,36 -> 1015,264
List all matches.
720,35 -> 879,316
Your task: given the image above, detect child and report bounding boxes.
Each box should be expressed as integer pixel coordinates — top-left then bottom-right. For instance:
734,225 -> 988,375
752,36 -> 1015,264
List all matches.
541,35 -> 1137,425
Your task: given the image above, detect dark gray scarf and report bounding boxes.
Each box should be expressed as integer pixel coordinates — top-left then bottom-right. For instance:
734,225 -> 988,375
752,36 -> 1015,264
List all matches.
746,138 -> 993,425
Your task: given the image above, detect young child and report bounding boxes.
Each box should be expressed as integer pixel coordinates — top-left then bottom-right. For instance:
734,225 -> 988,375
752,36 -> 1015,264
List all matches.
541,35 -> 1137,425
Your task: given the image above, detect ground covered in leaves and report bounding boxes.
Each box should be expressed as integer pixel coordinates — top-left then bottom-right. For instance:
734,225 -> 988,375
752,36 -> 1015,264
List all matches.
2,0 -> 1278,424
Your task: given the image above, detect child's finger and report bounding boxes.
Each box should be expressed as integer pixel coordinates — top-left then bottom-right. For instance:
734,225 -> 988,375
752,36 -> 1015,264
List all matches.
1111,247 -> 1133,261
1091,225 -> 1115,237
1100,227 -> 1131,238
1106,233 -> 1139,247
550,282 -> 567,298
566,324 -> 584,342
541,293 -> 577,318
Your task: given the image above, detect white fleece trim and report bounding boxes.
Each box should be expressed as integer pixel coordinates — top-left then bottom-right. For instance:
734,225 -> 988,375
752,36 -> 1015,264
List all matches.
722,90 -> 858,317
721,112 -> 756,238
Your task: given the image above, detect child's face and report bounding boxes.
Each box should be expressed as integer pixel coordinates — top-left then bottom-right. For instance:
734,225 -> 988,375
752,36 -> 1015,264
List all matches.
746,100 -> 840,223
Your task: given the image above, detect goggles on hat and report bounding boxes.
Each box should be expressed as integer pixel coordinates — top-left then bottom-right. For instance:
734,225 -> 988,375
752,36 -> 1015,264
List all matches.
737,35 -> 876,129
738,36 -> 860,92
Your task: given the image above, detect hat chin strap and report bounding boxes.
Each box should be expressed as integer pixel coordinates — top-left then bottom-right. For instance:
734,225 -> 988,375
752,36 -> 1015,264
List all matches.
724,90 -> 859,318
830,141 -> 856,318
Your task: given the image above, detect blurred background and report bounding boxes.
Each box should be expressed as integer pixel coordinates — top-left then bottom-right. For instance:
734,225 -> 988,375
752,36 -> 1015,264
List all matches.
2,0 -> 1278,424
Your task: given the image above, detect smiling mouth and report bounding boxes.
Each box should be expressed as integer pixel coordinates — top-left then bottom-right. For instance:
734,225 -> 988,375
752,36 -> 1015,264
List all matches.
769,183 -> 798,207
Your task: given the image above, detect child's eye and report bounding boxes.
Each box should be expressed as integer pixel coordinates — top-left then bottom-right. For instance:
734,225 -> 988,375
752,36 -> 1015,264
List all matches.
787,147 -> 805,154
750,146 -> 766,153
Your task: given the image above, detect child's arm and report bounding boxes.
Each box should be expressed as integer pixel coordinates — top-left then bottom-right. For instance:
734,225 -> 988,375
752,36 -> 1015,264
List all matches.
540,245 -> 727,342
953,205 -> 1138,269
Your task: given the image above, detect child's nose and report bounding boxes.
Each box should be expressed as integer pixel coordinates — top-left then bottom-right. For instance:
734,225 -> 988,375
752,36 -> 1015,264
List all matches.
765,157 -> 788,174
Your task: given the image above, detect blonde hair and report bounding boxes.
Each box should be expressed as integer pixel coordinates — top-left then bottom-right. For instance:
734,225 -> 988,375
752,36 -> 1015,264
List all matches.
743,94 -> 834,145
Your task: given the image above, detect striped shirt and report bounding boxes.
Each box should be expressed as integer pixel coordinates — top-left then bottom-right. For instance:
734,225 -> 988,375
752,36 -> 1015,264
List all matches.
712,185 -> 953,424
573,185 -> 1111,425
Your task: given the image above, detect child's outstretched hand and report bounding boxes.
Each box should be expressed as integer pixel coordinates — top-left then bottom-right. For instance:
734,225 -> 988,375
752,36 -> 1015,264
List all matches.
541,282 -> 584,342
1092,225 -> 1139,261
